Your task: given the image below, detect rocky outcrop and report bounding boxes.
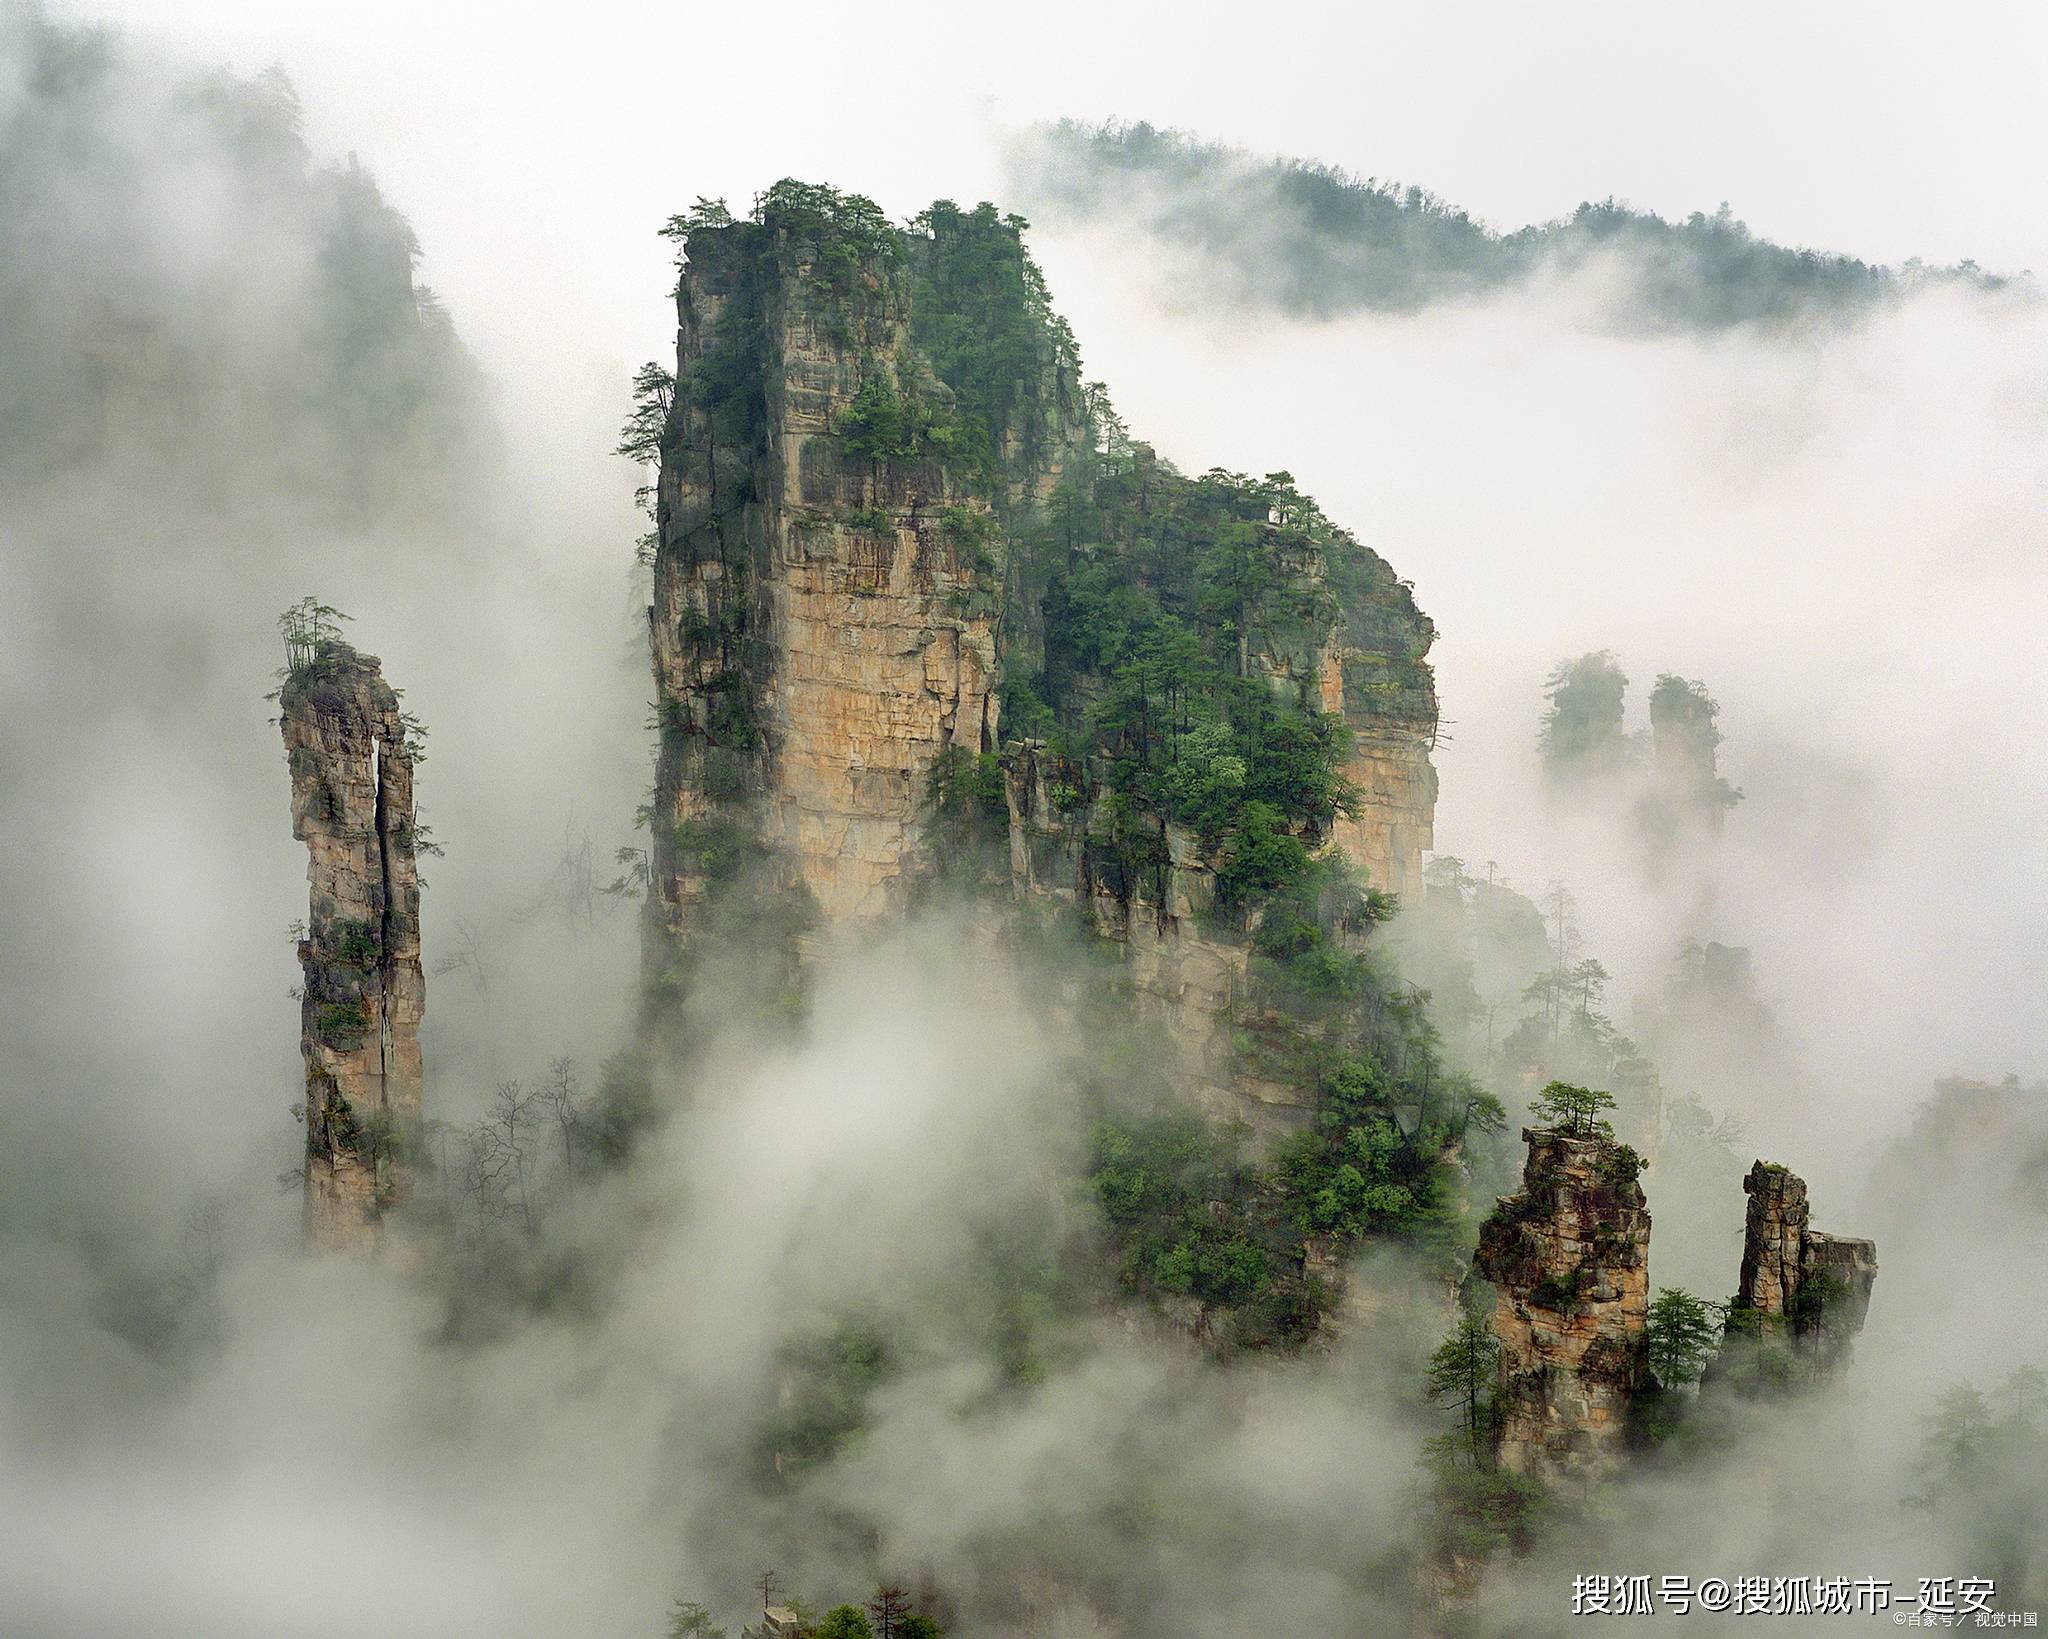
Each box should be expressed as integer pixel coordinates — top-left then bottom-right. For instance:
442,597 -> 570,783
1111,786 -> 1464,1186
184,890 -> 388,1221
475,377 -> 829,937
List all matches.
647,188 -> 1438,1134
280,638 -> 424,1251
1725,1160 -> 1877,1380
650,209 -> 1015,927
1473,1127 -> 1650,1480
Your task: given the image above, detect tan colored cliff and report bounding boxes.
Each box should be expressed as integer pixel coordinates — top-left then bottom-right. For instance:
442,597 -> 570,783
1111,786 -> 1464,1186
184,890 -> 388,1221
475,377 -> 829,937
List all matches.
1474,1126 -> 1650,1480
647,196 -> 1436,1135
280,638 -> 424,1251
650,218 -> 1012,931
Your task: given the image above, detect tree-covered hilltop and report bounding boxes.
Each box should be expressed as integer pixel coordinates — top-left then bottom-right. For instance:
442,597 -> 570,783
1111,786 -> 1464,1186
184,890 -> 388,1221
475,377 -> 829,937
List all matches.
0,10 -> 488,512
1008,119 -> 2024,332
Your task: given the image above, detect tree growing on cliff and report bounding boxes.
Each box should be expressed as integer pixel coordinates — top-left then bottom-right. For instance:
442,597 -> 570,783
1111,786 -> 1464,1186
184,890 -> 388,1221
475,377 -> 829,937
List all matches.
666,1600 -> 726,1639
1646,1287 -> 1723,1388
277,596 -> 350,674
618,361 -> 676,465
1530,1080 -> 1616,1138
1427,1309 -> 1502,1461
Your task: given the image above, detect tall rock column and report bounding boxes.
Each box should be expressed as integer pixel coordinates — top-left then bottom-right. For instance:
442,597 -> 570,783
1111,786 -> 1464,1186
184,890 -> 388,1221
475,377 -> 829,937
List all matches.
280,637 -> 424,1251
1724,1160 -> 1877,1382
650,207 -> 1011,934
1474,1127 -> 1651,1480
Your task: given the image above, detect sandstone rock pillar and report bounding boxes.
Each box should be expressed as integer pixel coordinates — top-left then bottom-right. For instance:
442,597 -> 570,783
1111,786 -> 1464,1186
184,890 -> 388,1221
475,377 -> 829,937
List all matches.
1725,1160 -> 1877,1381
1473,1126 -> 1651,1480
280,637 -> 424,1251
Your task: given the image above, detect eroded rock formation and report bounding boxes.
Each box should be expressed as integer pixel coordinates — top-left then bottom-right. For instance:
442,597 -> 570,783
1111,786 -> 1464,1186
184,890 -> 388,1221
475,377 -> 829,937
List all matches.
1474,1127 -> 1650,1480
1725,1160 -> 1877,1380
650,211 -> 1026,926
647,190 -> 1437,1133
281,639 -> 424,1251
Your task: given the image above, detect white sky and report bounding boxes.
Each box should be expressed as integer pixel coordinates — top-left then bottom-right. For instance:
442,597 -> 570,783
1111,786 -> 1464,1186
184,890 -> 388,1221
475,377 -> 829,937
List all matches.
76,0 -> 2048,403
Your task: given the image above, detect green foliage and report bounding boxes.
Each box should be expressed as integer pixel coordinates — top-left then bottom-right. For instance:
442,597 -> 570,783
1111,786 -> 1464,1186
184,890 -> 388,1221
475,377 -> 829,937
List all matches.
935,502 -> 1001,573
763,1323 -> 893,1479
702,672 -> 759,750
758,179 -> 899,282
617,361 -> 675,465
1425,1436 -> 1547,1561
1647,673 -> 1742,816
1214,801 -> 1310,911
1089,1114 -> 1267,1307
659,197 -> 732,241
817,1608 -> 872,1639
1274,1113 -> 1416,1237
673,816 -> 764,886
937,756 -> 999,824
1528,1266 -> 1595,1310
1538,651 -> 1630,783
315,1088 -> 360,1153
1427,1308 -> 1502,1459
1022,120 -> 2010,332
1645,1287 -> 1723,1387
1904,1366 -> 2046,1594
314,999 -> 370,1052
909,198 -> 1077,489
922,747 -> 1009,888
278,597 -> 350,673
1009,458 -> 1369,920
1593,1141 -> 1645,1193
1529,1079 -> 1616,1138
1787,1267 -> 1847,1333
834,363 -> 961,464
330,918 -> 380,968
582,1049 -> 659,1168
665,1600 -> 726,1639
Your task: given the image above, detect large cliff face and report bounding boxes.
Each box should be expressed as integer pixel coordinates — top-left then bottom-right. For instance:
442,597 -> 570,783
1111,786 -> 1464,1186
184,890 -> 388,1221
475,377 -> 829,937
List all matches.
649,200 -> 1020,925
646,186 -> 1437,1133
1473,1126 -> 1650,1480
280,638 -> 424,1251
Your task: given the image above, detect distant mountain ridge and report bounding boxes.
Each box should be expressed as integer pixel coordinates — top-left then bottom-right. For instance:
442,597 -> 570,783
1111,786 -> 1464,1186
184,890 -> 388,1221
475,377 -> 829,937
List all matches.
1007,119 -> 2026,333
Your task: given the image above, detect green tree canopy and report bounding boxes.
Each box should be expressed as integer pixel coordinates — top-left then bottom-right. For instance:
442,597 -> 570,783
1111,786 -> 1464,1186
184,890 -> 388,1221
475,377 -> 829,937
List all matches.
1646,1287 -> 1723,1387
1427,1309 -> 1501,1462
1529,1080 -> 1616,1138
666,1600 -> 726,1639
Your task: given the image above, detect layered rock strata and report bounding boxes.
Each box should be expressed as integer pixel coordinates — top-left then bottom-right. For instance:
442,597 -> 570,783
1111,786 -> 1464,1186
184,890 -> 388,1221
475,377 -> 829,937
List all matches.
280,640 -> 424,1251
1473,1127 -> 1651,1480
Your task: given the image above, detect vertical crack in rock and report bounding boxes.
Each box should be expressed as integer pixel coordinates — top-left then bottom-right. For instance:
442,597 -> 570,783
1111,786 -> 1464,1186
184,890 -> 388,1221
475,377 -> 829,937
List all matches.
281,639 -> 424,1251
1474,1126 -> 1651,1480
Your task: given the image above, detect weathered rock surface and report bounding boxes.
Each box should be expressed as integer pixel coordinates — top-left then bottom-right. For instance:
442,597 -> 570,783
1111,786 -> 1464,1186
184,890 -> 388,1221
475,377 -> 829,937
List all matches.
651,218 -> 1010,926
280,640 -> 423,1251
648,195 -> 1437,1133
1474,1126 -> 1650,1480
1726,1160 -> 1877,1379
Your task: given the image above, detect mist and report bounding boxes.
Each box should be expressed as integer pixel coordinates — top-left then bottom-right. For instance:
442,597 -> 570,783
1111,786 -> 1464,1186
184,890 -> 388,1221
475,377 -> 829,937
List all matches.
1,2 -> 2044,1634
